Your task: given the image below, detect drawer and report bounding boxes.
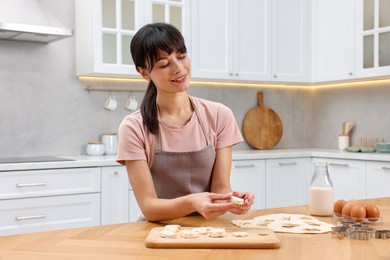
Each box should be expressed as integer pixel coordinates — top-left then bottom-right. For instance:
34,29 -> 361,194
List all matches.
0,193 -> 101,236
0,168 -> 101,200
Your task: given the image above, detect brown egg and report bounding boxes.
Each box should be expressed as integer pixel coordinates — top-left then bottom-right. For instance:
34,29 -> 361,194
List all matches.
365,203 -> 381,219
333,199 -> 346,215
341,199 -> 358,216
350,203 -> 366,220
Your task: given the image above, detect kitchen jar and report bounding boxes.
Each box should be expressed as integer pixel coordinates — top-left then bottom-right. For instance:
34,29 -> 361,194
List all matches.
86,142 -> 105,156
309,162 -> 334,216
101,133 -> 118,155
338,135 -> 349,150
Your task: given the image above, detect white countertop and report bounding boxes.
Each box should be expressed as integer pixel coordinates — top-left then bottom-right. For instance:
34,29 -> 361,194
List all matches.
1,148 -> 390,172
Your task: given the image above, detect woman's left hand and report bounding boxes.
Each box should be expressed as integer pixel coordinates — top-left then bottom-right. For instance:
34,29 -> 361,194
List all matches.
228,191 -> 254,215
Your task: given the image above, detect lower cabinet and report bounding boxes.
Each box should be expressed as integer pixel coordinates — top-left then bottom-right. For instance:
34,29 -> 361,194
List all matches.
129,190 -> 141,222
266,158 -> 311,208
101,166 -> 129,225
230,160 -> 266,210
312,158 -> 366,201
0,166 -> 101,236
101,166 -> 142,224
366,161 -> 390,199
0,193 -> 100,236
2,155 -> 389,236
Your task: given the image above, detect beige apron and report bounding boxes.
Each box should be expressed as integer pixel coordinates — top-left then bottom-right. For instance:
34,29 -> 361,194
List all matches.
150,99 -> 216,200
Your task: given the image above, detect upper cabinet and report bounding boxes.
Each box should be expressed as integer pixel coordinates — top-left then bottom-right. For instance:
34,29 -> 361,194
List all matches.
311,0 -> 356,82
312,0 -> 390,82
271,0 -> 309,83
355,0 -> 390,78
190,0 -> 271,81
190,0 -> 310,83
75,0 -> 190,78
75,0 -> 389,83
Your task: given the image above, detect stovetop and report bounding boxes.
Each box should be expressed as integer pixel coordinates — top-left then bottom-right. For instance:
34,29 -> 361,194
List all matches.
0,156 -> 75,164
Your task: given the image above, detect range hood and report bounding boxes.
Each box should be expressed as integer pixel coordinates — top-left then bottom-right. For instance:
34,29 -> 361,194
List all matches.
0,0 -> 72,44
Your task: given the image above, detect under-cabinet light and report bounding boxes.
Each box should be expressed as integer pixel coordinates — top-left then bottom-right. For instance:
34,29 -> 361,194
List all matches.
78,76 -> 390,89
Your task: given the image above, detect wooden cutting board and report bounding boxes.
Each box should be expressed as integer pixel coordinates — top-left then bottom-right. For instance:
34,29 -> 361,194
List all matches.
242,92 -> 283,149
144,227 -> 280,249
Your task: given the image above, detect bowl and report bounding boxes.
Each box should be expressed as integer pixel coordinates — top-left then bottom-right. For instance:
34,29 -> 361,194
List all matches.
86,142 -> 105,156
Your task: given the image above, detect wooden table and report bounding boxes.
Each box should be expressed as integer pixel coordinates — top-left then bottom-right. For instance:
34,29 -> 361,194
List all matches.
0,197 -> 389,260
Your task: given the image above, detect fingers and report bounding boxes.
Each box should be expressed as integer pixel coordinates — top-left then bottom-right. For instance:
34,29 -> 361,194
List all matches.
232,191 -> 255,206
197,192 -> 255,219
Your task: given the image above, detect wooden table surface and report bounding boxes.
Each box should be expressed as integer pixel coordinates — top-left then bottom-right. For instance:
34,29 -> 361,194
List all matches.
0,197 -> 389,260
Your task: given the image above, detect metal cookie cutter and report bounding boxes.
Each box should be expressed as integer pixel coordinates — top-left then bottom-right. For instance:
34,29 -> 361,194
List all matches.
331,225 -> 350,239
375,230 -> 390,239
350,229 -> 372,240
350,225 -> 376,240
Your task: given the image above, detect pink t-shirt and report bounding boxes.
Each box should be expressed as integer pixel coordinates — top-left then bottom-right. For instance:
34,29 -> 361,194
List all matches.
116,96 -> 243,167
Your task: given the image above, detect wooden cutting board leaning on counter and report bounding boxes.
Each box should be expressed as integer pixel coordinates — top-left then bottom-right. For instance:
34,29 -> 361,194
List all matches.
0,197 -> 389,259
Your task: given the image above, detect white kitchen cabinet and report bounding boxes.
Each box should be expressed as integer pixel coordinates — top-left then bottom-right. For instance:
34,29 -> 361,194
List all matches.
311,0 -> 355,82
0,168 -> 101,200
75,0 -> 190,77
190,0 -> 270,81
0,194 -> 100,236
355,0 -> 390,78
312,158 -> 366,201
0,168 -> 101,236
266,158 -> 311,208
271,0 -> 310,82
101,166 -> 129,225
230,159 -> 266,210
366,161 -> 390,199
129,189 -> 141,222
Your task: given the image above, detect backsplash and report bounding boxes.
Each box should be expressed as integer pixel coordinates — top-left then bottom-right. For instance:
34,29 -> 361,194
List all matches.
0,0 -> 389,157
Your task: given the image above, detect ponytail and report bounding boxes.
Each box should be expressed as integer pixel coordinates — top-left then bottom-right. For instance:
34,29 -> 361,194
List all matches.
141,81 -> 158,134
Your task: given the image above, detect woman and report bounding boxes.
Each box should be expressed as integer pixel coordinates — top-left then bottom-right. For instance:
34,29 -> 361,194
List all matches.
117,23 -> 254,221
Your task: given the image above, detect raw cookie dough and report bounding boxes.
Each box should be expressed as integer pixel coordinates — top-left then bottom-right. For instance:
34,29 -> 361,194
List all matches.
232,231 -> 249,237
181,230 -> 200,239
231,213 -> 334,234
208,228 -> 226,238
230,195 -> 244,205
159,229 -> 177,238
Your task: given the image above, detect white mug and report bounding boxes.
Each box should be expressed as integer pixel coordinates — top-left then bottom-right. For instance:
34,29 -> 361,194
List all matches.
125,95 -> 138,111
104,95 -> 118,111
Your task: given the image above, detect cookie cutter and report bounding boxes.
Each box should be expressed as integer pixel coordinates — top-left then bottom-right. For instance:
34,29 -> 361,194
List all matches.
350,230 -> 372,240
375,230 -> 390,239
331,225 -> 350,239
350,225 -> 376,240
333,221 -> 376,240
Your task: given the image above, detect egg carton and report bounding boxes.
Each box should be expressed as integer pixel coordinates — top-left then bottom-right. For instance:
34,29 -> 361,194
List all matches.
333,213 -> 383,225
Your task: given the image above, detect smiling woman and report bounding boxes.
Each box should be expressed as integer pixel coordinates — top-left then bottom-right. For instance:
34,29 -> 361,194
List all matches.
116,23 -> 255,222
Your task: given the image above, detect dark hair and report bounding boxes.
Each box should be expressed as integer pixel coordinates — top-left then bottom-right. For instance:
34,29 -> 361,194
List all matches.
130,23 -> 187,134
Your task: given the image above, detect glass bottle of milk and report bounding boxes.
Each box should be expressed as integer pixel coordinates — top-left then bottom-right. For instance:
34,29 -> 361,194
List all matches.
309,162 -> 334,216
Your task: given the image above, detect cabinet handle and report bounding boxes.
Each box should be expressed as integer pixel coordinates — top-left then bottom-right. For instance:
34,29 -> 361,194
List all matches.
16,182 -> 47,188
15,214 -> 46,221
235,73 -> 239,76
329,163 -> 349,167
234,164 -> 255,168
229,73 -> 233,76
114,171 -> 119,175
349,72 -> 353,76
381,167 -> 390,171
278,162 -> 297,166
273,75 -> 277,78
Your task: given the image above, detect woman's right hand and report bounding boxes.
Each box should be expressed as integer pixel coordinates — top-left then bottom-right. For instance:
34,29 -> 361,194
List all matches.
189,192 -> 235,219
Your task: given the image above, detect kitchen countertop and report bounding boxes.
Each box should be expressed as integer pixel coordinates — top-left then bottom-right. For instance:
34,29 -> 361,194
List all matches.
1,148 -> 390,172
0,197 -> 388,259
